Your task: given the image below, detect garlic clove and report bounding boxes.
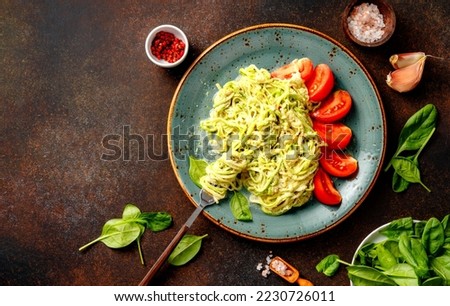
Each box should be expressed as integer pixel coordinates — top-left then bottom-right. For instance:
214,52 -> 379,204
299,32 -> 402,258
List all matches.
389,52 -> 426,69
386,55 -> 427,92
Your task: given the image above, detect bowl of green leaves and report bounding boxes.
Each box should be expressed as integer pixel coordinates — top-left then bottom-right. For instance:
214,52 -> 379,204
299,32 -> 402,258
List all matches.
316,215 -> 450,285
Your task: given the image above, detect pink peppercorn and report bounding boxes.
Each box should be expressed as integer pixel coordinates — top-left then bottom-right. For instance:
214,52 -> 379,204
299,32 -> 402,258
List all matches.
151,31 -> 185,63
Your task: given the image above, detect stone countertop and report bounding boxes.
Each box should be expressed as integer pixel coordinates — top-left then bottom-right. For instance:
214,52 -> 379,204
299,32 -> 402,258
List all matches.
1,0 -> 449,286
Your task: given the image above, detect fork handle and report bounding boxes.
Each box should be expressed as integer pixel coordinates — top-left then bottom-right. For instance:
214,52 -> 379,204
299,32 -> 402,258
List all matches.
138,204 -> 205,286
138,223 -> 189,286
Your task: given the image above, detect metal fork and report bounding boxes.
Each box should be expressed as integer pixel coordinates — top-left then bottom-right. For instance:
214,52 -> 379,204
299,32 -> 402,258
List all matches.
138,189 -> 216,286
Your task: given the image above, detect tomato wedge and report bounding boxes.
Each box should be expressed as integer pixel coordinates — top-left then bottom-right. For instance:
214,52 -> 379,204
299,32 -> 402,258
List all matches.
319,150 -> 358,178
313,120 -> 352,150
311,89 -> 352,123
305,63 -> 335,103
313,167 -> 341,205
271,58 -> 314,82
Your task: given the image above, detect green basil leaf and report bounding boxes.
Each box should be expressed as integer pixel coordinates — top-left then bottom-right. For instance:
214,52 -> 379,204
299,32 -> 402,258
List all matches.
430,255 -> 450,285
122,203 -> 142,220
316,254 -> 341,277
99,219 -> 143,249
383,263 -> 419,286
391,156 -> 430,192
347,265 -> 396,286
139,212 -> 173,232
188,156 -> 208,188
230,191 -> 252,221
395,104 -> 437,155
168,234 -> 208,266
380,217 -> 414,239
422,217 -> 445,255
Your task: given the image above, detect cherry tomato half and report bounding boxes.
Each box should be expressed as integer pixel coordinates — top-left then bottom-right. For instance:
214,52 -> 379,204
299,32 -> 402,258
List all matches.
271,58 -> 314,82
311,89 -> 352,123
313,167 -> 341,205
305,63 -> 335,103
313,120 -> 352,150
319,150 -> 358,178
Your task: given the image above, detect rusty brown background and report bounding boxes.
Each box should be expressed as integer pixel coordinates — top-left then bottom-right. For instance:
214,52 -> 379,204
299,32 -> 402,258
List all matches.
1,0 -> 449,286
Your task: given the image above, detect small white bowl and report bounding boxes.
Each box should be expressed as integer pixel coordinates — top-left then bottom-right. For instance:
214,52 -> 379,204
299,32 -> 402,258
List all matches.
145,24 -> 189,68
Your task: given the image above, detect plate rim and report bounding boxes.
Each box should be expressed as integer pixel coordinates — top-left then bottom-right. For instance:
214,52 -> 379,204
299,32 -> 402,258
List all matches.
167,23 -> 387,243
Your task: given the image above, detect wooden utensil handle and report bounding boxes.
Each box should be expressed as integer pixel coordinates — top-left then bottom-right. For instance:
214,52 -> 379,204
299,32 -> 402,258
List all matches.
138,224 -> 189,286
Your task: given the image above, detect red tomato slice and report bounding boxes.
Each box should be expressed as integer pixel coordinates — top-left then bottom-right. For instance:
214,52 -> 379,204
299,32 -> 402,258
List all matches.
271,58 -> 314,82
311,90 -> 352,123
305,63 -> 335,103
313,167 -> 342,205
313,120 -> 352,150
319,150 -> 358,178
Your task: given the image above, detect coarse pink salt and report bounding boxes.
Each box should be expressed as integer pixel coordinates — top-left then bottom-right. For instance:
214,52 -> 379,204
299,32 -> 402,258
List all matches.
347,3 -> 385,43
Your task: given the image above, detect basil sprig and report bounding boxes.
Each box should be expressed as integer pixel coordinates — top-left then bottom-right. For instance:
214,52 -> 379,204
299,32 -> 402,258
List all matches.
316,215 -> 450,286
79,204 -> 172,265
385,104 -> 437,192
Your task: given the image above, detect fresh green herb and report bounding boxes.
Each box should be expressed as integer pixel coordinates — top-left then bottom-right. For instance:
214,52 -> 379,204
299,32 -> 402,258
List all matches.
379,216 -> 414,239
391,156 -> 431,192
316,215 -> 450,286
168,234 -> 208,266
347,265 -> 397,286
316,254 -> 342,276
422,217 -> 445,255
385,104 -> 437,192
79,204 -> 172,265
188,156 -> 207,188
230,191 -> 252,221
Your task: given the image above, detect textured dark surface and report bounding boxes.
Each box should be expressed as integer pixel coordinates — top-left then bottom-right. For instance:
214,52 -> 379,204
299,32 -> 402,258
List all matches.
1,0 -> 449,286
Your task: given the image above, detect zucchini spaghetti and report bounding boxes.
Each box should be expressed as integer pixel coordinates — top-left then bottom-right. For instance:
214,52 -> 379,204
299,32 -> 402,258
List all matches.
199,65 -> 321,215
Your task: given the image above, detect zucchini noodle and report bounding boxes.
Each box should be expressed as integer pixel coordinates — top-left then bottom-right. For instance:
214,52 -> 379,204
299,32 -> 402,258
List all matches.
199,64 -> 322,215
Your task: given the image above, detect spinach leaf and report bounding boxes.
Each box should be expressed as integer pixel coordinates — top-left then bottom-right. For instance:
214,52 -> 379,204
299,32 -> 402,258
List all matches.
380,217 -> 414,239
356,243 -> 377,267
188,156 -> 208,188
385,104 -> 437,171
383,263 -> 419,286
139,212 -> 172,232
399,234 -> 429,277
315,254 -> 341,277
230,191 -> 252,221
391,156 -> 430,192
414,221 -> 427,238
79,219 -> 142,250
122,203 -> 142,220
383,240 -> 402,260
79,204 -> 172,265
376,244 -> 397,270
430,255 -> 450,285
422,217 -> 445,255
392,155 -> 416,193
441,214 -> 450,238
168,234 -> 208,266
422,276 -> 444,286
347,265 -> 396,286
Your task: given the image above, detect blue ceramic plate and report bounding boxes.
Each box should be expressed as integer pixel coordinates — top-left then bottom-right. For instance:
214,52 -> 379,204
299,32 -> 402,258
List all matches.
168,24 -> 386,243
